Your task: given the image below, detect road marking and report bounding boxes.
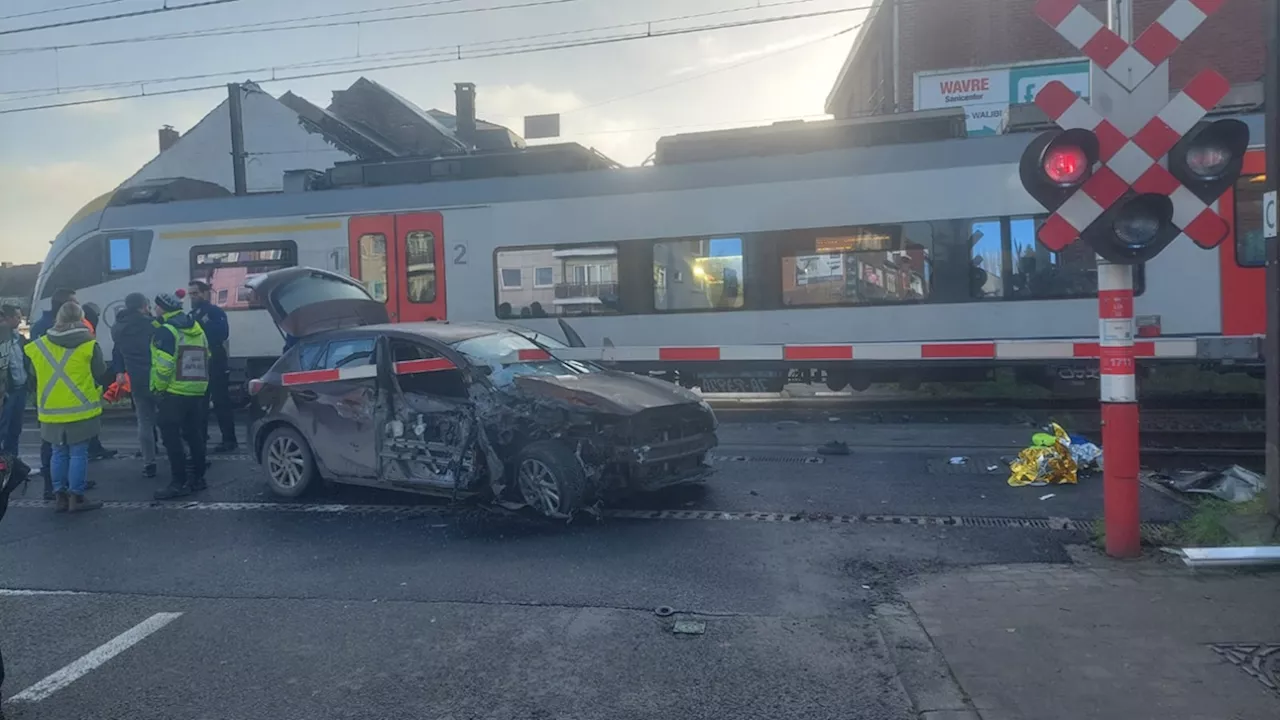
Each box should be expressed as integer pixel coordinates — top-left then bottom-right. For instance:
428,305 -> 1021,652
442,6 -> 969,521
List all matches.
8,612 -> 183,703
0,589 -> 89,597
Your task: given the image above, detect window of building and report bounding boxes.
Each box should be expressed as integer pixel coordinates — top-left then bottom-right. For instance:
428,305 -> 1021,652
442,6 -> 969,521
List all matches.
358,233 -> 388,302
217,289 -> 229,304
189,241 -> 297,311
322,337 -> 376,370
780,223 -> 933,307
654,237 -> 744,311
1235,175 -> 1266,268
494,245 -> 621,318
405,230 -> 436,303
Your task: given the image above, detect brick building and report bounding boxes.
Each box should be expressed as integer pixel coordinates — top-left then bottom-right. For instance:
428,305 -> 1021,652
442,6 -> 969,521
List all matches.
826,0 -> 1267,121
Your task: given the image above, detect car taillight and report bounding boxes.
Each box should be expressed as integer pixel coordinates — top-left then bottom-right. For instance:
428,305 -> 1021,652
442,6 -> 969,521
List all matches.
247,378 -> 265,396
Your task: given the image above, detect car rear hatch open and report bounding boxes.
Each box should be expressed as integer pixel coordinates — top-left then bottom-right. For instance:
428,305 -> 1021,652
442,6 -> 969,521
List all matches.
245,266 -> 389,338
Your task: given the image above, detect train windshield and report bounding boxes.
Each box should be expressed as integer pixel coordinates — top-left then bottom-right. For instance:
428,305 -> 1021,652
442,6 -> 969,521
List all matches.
452,331 -> 594,387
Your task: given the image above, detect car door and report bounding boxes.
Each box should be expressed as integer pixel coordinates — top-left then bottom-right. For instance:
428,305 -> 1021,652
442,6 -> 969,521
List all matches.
295,335 -> 379,479
376,337 -> 475,490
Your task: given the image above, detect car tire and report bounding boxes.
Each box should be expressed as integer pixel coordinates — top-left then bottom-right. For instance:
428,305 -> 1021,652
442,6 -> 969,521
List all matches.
514,440 -> 587,518
263,426 -> 317,498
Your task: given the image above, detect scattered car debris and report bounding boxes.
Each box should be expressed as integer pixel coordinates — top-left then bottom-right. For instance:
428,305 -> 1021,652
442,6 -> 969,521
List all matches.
654,606 -> 675,617
1039,493 -> 1056,501
818,441 -> 850,456
986,465 -> 1000,473
672,620 -> 706,635
948,456 -> 968,465
1178,546 -> 1280,569
1158,465 -> 1265,503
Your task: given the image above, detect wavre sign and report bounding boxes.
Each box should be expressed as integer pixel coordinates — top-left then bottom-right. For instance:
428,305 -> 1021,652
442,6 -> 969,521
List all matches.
937,77 -> 992,101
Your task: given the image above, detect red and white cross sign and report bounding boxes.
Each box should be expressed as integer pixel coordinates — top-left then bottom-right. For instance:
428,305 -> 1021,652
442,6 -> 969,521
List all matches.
1032,69 -> 1232,251
1035,0 -> 1226,91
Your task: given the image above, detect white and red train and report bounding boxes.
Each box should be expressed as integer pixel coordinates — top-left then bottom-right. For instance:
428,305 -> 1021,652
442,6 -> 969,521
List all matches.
33,109 -> 1267,394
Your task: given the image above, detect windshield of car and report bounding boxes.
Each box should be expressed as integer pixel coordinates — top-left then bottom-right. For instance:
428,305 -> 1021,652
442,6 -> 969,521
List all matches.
452,331 -> 594,387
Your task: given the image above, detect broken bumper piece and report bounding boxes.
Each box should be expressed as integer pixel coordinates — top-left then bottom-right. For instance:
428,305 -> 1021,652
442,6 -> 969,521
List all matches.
624,432 -> 717,492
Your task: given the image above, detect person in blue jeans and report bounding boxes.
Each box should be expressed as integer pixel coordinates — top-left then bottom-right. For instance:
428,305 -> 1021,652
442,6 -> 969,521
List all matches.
23,301 -> 109,512
0,305 -> 28,456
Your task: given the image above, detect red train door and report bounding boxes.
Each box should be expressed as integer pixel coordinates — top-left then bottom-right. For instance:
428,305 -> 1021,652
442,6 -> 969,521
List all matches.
348,212 -> 447,323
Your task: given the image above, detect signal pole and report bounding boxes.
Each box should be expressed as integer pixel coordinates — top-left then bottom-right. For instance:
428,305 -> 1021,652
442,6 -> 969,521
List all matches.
1266,0 -> 1280,518
1096,0 -> 1143,558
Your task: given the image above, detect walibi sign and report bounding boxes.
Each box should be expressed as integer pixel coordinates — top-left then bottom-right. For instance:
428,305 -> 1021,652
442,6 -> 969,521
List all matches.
914,59 -> 1090,136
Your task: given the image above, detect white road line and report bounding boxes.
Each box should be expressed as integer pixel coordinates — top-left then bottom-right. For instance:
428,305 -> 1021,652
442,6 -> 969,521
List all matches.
8,612 -> 183,703
0,589 -> 88,596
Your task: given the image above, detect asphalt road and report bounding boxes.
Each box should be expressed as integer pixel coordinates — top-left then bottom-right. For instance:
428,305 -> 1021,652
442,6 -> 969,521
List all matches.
0,415 -> 1192,719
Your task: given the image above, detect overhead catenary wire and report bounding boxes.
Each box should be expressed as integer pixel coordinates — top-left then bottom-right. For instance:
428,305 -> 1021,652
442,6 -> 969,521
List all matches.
0,0 -> 835,55
0,0 -> 847,99
0,0 -> 129,22
0,5 -> 870,114
0,0 -> 242,36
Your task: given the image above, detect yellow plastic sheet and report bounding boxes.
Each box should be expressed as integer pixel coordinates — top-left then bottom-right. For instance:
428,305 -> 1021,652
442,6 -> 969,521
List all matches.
1007,423 -> 1078,487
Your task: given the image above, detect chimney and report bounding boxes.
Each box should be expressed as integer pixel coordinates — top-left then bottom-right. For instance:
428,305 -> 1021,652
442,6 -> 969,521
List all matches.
158,125 -> 179,152
454,82 -> 476,147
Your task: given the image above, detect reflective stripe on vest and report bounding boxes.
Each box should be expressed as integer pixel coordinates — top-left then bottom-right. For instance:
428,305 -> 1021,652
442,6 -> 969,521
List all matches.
24,338 -> 102,423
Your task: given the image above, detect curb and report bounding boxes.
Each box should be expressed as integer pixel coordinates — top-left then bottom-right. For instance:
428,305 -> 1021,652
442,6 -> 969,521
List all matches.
873,603 -> 982,720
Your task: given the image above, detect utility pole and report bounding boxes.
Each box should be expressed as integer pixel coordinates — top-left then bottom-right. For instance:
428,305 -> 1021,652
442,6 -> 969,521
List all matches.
1266,0 -> 1280,518
227,82 -> 247,196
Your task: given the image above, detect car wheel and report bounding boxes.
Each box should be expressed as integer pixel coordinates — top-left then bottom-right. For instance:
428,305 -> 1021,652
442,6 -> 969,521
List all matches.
263,426 -> 316,498
514,440 -> 587,518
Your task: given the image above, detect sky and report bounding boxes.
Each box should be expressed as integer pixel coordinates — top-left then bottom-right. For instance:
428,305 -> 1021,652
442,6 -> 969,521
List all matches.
0,0 -> 867,265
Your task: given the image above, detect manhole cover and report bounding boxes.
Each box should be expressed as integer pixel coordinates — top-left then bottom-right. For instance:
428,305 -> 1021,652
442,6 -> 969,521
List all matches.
1211,643 -> 1280,695
926,457 -> 1008,475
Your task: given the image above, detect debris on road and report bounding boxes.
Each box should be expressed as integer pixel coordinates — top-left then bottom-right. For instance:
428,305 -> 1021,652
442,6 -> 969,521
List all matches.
1158,465 -> 1265,503
948,456 -> 968,465
1039,493 -> 1056,501
672,620 -> 706,635
654,606 -> 675,617
1177,546 -> 1280,569
1008,423 -> 1078,487
818,441 -> 850,456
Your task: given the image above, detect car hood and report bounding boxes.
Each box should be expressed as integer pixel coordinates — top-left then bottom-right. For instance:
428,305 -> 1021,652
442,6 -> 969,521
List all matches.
512,371 -> 702,415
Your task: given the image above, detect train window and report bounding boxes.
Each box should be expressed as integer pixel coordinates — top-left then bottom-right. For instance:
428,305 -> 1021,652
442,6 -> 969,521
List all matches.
494,245 -> 619,318
107,237 -> 132,273
41,231 -> 154,299
1235,175 -> 1266,268
779,223 -> 933,307
357,233 -> 388,302
653,237 -> 745,312
189,241 -> 297,311
1008,217 -> 1104,299
405,230 -> 436,303
967,219 -> 1004,299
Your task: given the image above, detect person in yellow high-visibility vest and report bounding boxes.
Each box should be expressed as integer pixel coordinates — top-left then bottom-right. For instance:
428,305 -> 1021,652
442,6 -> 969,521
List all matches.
149,291 -> 211,501
23,301 -> 110,513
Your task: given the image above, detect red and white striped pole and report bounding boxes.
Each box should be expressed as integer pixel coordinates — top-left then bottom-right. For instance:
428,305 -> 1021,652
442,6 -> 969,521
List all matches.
1098,261 -> 1140,557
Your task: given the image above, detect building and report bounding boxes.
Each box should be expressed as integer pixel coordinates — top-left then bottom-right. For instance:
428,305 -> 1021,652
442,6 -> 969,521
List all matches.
826,0 -> 1267,130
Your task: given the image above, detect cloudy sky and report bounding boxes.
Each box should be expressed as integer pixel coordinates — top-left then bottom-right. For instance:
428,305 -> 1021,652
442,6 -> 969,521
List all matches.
0,0 -> 866,265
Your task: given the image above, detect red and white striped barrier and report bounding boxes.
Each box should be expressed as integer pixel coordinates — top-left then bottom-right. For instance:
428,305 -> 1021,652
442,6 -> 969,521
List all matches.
1035,0 -> 1225,91
281,357 -> 455,386
495,336 -> 1237,366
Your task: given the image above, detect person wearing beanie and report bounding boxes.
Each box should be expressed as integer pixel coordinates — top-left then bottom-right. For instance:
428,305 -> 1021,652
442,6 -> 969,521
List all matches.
112,292 -> 162,478
150,290 -> 211,500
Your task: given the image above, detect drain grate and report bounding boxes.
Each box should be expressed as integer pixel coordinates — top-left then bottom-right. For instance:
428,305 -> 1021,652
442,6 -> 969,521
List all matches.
4,498 -> 1169,534
710,454 -> 824,464
1211,643 -> 1280,696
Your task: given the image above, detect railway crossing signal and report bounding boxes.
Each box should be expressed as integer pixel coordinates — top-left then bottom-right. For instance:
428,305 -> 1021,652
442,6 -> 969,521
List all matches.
1028,0 -> 1240,559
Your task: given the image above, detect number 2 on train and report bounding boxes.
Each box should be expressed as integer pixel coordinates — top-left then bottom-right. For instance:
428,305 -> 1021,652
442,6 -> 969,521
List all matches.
348,212 -> 448,323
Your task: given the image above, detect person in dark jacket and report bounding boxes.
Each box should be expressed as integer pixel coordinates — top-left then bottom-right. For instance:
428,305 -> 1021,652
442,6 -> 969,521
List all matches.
112,293 -> 161,478
0,453 -> 31,717
187,281 -> 237,452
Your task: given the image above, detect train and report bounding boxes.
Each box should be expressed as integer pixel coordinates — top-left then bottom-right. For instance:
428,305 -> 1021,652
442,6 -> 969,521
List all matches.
32,107 -> 1268,396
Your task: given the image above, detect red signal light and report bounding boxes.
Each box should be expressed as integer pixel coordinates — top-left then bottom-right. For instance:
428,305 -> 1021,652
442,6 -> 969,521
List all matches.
1043,145 -> 1088,185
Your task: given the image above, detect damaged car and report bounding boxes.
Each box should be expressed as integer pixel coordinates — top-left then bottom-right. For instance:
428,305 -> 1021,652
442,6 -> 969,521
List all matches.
244,267 -> 718,518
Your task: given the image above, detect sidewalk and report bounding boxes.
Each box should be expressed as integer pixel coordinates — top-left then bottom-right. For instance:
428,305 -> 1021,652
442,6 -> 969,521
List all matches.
904,549 -> 1280,720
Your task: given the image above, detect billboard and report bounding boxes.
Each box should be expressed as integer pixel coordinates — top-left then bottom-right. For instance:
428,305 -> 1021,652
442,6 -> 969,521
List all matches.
914,59 -> 1089,136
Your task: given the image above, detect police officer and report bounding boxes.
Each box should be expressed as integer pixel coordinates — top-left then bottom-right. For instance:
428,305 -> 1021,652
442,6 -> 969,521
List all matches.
150,292 -> 211,500
187,280 -> 236,452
